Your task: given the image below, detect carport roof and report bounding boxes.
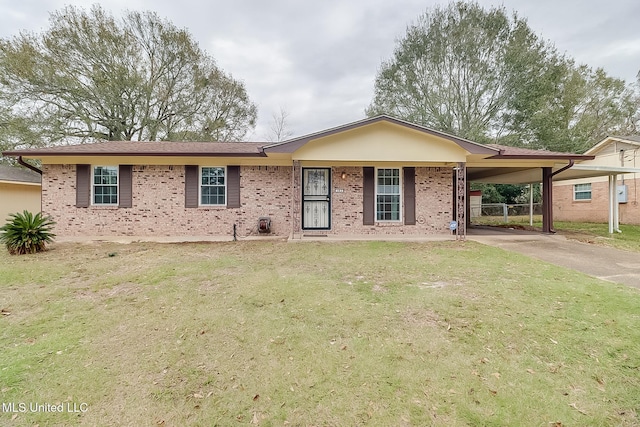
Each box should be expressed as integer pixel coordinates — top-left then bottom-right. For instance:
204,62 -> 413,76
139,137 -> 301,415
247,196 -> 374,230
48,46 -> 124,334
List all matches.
486,144 -> 590,160
468,163 -> 640,184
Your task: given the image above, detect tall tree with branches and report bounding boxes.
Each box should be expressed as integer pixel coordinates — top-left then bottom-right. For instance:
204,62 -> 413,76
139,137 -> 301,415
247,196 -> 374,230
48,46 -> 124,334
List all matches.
367,1 -> 635,152
0,5 -> 257,146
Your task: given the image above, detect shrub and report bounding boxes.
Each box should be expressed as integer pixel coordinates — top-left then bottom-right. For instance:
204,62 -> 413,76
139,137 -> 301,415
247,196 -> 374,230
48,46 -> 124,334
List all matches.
0,210 -> 56,255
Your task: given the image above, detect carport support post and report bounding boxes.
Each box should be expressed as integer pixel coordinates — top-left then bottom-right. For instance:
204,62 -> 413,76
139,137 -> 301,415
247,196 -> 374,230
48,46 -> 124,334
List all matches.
608,174 -> 620,234
542,167 -> 553,233
529,183 -> 534,226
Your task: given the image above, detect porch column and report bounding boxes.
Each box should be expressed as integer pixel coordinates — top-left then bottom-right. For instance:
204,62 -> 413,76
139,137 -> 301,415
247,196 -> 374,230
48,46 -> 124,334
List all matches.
466,179 -> 471,228
455,162 -> 466,240
292,160 -> 302,238
542,167 -> 553,233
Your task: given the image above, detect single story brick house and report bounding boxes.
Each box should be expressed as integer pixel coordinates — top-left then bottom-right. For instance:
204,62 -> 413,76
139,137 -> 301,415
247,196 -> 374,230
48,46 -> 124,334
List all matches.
0,163 -> 42,222
2,116 -> 601,239
554,136 -> 640,226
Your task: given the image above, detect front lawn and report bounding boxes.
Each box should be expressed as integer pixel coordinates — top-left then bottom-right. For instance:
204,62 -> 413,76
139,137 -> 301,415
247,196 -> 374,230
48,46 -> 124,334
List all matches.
1,241 -> 639,426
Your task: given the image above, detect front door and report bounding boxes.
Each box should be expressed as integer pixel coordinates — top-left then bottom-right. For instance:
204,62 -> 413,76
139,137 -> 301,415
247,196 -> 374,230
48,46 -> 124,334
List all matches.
302,168 -> 331,230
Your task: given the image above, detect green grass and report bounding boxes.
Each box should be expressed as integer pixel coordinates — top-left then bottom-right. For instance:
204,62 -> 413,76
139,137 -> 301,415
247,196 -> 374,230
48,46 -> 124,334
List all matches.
553,222 -> 640,252
1,241 -> 639,426
473,216 -> 640,252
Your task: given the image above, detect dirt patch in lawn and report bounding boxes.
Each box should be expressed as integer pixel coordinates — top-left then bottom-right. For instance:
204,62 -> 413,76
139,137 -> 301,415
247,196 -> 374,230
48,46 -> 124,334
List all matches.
75,282 -> 143,302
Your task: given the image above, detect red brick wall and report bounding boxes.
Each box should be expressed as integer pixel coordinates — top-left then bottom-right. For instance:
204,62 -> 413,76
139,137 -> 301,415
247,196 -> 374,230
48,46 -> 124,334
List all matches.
42,164 -> 455,238
328,166 -> 452,235
554,178 -> 640,224
42,164 -> 292,237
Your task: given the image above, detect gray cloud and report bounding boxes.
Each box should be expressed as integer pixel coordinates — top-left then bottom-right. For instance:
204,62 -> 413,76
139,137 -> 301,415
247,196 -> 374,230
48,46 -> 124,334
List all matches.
1,0 -> 638,140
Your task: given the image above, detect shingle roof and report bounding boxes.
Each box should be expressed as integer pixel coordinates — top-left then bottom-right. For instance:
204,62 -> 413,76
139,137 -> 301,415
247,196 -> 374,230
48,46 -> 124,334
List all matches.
0,164 -> 42,184
2,141 -> 266,157
264,115 -> 500,155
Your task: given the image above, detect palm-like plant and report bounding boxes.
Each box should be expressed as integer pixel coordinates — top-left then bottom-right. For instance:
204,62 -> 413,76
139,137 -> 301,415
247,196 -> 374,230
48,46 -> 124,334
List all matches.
0,210 -> 56,255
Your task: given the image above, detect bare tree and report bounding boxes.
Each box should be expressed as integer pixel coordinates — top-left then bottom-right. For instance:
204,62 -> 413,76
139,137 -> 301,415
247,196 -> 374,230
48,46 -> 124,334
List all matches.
265,107 -> 294,142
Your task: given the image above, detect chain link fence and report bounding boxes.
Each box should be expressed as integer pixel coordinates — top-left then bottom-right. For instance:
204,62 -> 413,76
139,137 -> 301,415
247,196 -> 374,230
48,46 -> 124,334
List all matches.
472,203 -> 543,224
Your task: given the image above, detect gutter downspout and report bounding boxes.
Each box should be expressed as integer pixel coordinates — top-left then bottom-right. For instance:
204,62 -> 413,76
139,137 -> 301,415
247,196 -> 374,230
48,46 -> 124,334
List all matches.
551,160 -> 575,179
18,156 -> 42,175
542,160 -> 575,233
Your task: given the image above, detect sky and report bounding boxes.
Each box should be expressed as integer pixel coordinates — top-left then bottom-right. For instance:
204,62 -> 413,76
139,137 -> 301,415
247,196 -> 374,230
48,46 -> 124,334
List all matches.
1,0 -> 639,141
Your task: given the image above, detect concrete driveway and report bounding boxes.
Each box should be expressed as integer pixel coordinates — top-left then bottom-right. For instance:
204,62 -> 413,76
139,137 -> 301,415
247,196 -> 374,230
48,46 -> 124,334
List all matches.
468,226 -> 640,289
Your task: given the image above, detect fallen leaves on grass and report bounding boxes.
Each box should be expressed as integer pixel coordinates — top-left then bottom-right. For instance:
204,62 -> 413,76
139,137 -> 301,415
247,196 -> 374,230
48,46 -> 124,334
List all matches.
569,403 -> 588,415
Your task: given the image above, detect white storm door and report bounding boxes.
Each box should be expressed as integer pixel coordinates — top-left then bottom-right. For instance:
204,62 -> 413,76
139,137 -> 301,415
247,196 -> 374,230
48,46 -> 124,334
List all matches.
302,168 -> 331,230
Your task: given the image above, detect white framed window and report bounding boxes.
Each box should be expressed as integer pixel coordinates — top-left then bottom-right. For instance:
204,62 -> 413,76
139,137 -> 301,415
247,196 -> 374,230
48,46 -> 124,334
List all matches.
93,166 -> 118,205
376,168 -> 401,221
574,183 -> 592,201
200,167 -> 226,206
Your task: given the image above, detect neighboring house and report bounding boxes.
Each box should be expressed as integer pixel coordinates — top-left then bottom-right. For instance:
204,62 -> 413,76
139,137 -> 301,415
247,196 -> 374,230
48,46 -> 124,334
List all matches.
554,136 -> 640,225
0,164 -> 42,222
2,116 -> 599,239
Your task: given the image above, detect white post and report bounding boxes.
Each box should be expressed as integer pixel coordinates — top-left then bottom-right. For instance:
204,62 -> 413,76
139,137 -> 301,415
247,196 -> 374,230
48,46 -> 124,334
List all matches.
529,183 -> 534,226
608,175 -> 615,234
613,174 -> 620,232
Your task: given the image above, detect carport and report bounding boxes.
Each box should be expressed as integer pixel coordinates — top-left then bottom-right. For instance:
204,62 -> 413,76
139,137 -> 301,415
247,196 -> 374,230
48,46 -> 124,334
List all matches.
466,145 -> 640,234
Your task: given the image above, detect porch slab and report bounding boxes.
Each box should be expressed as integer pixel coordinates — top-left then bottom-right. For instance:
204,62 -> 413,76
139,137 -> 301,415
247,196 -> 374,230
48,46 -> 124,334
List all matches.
289,233 -> 455,242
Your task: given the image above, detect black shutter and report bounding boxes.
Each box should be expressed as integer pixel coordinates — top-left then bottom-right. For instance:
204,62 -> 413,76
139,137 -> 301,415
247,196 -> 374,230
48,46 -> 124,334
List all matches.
226,166 -> 240,208
185,165 -> 198,208
363,167 -> 375,225
76,164 -> 90,208
404,167 -> 416,225
119,165 -> 133,208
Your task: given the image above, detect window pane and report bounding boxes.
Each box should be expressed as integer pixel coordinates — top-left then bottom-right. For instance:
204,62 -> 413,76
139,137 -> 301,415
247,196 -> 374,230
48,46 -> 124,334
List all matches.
376,169 -> 401,221
574,183 -> 591,200
201,167 -> 226,205
93,166 -> 118,205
